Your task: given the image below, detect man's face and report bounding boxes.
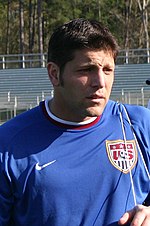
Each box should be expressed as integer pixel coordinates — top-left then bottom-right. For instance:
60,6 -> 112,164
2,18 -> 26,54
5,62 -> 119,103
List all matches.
52,49 -> 115,122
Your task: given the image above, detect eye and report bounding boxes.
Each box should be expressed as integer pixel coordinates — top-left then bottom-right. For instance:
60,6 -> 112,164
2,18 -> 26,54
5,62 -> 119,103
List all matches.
103,67 -> 114,75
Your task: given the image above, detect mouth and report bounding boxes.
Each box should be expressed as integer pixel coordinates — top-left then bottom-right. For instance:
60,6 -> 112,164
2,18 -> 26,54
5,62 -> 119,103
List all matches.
86,94 -> 105,103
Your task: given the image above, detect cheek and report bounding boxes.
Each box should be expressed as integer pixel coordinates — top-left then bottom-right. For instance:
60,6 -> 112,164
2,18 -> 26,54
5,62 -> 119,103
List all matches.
68,82 -> 87,101
67,77 -> 88,90
75,77 -> 90,89
108,78 -> 113,87
104,78 -> 114,96
106,75 -> 114,87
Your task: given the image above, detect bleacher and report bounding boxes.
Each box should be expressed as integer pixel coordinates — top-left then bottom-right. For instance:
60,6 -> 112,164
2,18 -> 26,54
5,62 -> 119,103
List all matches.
114,64 -> 150,91
0,67 -> 53,110
111,64 -> 150,105
0,63 -> 150,119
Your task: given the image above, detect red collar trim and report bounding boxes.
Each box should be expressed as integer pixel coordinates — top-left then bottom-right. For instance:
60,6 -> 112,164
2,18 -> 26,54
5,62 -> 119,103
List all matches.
41,101 -> 101,130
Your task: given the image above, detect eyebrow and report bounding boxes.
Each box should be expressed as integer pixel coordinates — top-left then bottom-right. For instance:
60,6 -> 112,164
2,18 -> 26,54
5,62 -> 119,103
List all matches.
78,62 -> 114,69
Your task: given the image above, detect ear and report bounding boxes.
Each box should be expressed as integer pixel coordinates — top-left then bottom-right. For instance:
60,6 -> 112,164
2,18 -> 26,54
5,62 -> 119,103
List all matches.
47,62 -> 60,86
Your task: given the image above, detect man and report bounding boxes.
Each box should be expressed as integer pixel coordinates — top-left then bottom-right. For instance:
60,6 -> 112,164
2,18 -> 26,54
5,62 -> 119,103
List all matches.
0,18 -> 150,226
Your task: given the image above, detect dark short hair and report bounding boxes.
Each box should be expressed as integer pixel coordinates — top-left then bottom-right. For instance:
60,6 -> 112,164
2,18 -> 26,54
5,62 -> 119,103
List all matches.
47,18 -> 119,71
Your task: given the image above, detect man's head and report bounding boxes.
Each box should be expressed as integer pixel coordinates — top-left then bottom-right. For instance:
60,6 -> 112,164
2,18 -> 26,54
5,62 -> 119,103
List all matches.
47,18 -> 119,74
47,18 -> 119,122
146,80 -> 150,85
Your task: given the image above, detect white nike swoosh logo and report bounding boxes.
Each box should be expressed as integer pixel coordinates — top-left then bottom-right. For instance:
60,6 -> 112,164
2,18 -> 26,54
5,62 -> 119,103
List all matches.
35,160 -> 56,171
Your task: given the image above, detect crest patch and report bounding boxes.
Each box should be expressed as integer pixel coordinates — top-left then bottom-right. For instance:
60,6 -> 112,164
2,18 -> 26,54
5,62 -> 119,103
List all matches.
106,140 -> 137,173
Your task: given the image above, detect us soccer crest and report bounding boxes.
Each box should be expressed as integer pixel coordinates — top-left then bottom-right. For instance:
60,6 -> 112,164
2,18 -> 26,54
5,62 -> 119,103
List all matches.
106,140 -> 138,173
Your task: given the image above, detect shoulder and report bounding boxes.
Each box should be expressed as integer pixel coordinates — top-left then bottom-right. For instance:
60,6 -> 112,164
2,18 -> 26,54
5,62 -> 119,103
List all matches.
104,100 -> 121,117
0,104 -> 41,145
105,101 -> 150,123
119,104 -> 150,145
124,104 -> 150,128
106,101 -> 150,132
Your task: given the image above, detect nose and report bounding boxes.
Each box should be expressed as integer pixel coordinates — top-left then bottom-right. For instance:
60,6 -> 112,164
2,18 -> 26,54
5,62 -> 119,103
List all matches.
91,68 -> 105,88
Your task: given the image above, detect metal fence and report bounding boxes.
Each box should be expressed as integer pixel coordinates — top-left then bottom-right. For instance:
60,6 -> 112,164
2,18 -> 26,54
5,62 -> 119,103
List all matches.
0,48 -> 150,69
116,48 -> 150,64
0,53 -> 47,69
110,88 -> 150,107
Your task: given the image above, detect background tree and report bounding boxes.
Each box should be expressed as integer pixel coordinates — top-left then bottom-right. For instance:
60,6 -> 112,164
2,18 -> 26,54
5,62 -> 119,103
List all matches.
0,0 -> 149,57
19,0 -> 25,67
6,0 -> 11,54
29,0 -> 36,54
137,0 -> 150,62
37,0 -> 44,66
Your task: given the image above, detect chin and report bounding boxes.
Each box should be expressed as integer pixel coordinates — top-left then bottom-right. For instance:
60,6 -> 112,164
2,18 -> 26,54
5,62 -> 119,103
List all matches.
85,101 -> 107,116
86,107 -> 103,117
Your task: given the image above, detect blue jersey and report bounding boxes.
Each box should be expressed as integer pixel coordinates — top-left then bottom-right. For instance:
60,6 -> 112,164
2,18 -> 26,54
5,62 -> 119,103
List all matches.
0,100 -> 150,226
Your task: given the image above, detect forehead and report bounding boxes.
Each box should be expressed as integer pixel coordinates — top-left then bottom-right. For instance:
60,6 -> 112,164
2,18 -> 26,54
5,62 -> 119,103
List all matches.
71,49 -> 115,67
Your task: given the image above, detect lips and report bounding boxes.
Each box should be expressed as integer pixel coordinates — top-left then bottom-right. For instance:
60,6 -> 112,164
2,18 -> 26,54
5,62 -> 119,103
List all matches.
86,94 -> 105,105
87,94 -> 105,99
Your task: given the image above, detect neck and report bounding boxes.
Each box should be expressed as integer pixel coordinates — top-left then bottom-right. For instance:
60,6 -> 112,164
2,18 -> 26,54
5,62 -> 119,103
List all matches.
48,98 -> 96,123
